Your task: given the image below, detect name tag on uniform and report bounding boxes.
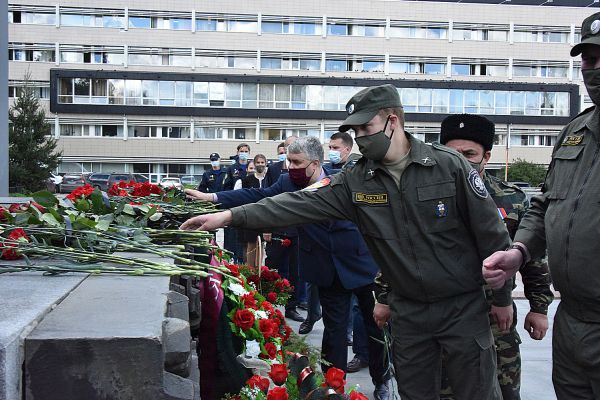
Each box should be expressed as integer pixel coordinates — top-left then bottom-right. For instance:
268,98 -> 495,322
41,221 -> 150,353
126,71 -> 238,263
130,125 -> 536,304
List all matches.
354,192 -> 388,205
562,135 -> 583,146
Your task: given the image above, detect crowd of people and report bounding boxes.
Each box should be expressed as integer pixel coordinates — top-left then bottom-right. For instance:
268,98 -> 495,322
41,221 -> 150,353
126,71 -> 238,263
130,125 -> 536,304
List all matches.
181,12 -> 600,400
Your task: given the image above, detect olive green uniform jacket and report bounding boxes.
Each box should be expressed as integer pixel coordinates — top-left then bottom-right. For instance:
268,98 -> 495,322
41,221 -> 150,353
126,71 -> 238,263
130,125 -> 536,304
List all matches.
484,173 -> 554,315
230,134 -> 512,305
515,106 -> 600,321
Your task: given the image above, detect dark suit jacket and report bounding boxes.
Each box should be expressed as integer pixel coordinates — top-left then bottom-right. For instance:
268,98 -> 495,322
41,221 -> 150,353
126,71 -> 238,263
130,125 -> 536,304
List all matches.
215,169 -> 379,289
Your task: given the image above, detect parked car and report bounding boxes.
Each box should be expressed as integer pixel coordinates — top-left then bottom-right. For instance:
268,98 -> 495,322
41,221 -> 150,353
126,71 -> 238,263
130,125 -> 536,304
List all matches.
59,175 -> 88,193
508,181 -> 531,188
107,174 -> 137,188
133,174 -> 149,183
159,177 -> 183,190
180,175 -> 199,186
88,173 -> 111,191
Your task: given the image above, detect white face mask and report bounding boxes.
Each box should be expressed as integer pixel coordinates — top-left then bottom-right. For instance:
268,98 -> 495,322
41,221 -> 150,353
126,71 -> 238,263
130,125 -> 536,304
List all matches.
328,150 -> 342,164
278,153 -> 287,162
210,161 -> 220,167
238,152 -> 250,161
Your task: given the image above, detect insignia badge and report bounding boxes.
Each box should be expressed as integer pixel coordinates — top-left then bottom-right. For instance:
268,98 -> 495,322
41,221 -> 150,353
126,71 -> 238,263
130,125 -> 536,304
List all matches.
459,122 -> 464,128
354,192 -> 389,205
422,157 -> 431,164
303,177 -> 331,192
367,169 -> 375,177
209,175 -> 215,181
435,201 -> 447,217
467,169 -> 488,199
347,103 -> 355,114
592,20 -> 600,34
562,134 -> 584,146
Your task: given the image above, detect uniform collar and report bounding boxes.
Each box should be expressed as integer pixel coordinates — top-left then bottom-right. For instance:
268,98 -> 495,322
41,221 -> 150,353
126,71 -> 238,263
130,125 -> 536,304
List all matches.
364,133 -> 436,180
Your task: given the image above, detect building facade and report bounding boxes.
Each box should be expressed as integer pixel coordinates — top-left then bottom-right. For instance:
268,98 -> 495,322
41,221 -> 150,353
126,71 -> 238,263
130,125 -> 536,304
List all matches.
7,0 -> 597,182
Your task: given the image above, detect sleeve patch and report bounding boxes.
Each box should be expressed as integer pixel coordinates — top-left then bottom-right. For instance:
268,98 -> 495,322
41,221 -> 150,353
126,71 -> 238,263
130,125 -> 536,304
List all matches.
302,177 -> 331,192
468,169 -> 489,199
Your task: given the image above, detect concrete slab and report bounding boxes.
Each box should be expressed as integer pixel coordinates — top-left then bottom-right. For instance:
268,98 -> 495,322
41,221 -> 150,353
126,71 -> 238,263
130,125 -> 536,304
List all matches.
24,275 -> 195,400
0,272 -> 87,400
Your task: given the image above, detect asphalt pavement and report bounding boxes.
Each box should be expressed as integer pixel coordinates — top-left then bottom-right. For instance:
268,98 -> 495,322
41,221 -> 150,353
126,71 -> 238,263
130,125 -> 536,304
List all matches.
286,299 -> 559,400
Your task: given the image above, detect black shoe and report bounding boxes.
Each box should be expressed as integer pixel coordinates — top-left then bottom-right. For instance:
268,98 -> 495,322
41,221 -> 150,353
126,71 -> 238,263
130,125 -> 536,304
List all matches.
297,302 -> 309,311
285,308 -> 305,322
346,356 -> 369,373
373,380 -> 390,400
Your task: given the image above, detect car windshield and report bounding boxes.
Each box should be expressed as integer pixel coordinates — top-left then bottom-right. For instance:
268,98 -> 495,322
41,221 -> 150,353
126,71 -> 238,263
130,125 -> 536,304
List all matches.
111,175 -> 130,181
63,176 -> 82,183
162,178 -> 179,183
91,174 -> 110,180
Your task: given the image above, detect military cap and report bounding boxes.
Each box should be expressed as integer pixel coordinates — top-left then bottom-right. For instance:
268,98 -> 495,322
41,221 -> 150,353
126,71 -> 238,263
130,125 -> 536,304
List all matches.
440,114 -> 495,151
209,152 -> 220,161
571,12 -> 600,56
339,84 -> 402,132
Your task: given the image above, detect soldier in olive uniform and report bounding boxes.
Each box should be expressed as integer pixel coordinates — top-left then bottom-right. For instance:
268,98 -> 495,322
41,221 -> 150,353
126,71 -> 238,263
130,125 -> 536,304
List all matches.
484,13 -> 600,399
182,84 -> 512,400
438,114 -> 554,400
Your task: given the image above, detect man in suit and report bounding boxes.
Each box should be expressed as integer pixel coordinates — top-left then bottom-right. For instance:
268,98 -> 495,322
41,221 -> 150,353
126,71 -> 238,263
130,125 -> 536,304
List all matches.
185,136 -> 391,400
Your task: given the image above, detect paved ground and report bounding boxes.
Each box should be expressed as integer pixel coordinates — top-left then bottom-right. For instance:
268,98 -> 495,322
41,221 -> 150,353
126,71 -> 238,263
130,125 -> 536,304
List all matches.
286,299 -> 559,400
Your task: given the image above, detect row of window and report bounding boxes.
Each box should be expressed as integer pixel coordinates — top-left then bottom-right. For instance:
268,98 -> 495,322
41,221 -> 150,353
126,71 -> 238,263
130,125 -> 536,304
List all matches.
9,43 -> 580,80
56,123 -> 324,141
54,122 -> 560,148
8,8 -> 578,43
57,77 -> 571,116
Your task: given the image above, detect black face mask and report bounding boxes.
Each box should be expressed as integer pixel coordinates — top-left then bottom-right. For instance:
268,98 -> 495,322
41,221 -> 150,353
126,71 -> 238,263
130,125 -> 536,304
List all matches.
469,155 -> 485,174
583,68 -> 600,106
354,116 -> 394,161
255,165 -> 266,173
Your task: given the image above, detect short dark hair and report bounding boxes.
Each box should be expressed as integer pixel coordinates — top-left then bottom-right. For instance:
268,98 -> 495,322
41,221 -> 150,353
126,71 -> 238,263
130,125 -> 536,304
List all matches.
330,131 -> 353,148
378,107 -> 405,130
237,143 -> 250,152
277,142 -> 285,150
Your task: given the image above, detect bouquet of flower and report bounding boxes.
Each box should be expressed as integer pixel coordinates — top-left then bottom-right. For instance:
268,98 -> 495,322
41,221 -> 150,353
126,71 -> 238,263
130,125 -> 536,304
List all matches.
229,263 -> 293,307
223,354 -> 368,400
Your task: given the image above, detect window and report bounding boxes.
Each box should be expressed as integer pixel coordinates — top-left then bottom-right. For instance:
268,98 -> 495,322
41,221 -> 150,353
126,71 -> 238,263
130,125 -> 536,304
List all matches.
452,64 -> 470,76
101,125 -> 122,137
129,17 -> 151,28
424,63 -> 445,75
262,21 -> 289,34
327,23 -> 348,36
227,20 -> 257,33
60,125 -> 83,137
195,127 -> 220,139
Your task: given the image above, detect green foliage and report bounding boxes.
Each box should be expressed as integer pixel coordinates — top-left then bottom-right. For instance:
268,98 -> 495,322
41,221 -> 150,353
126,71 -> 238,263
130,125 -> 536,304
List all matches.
505,158 -> 547,186
9,74 -> 61,192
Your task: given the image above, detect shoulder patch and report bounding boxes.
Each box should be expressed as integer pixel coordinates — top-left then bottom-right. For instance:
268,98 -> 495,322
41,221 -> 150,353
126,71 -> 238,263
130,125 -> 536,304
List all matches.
468,169 -> 488,199
562,134 -> 584,146
432,142 -> 462,158
302,177 -> 331,192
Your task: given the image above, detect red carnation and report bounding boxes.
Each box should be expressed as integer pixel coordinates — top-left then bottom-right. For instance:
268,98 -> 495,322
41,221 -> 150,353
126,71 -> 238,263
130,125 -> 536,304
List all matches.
0,207 -> 9,222
349,391 -> 369,400
225,262 -> 240,277
233,309 -> 255,331
30,201 -> 46,213
267,292 -> 277,303
247,274 -> 260,286
282,325 -> 292,342
259,319 -> 278,339
268,364 -> 289,386
280,238 -> 292,248
267,387 -> 288,400
246,375 -> 270,392
1,228 -> 30,260
323,367 -> 346,394
262,342 -> 277,359
8,203 -> 27,213
261,301 -> 275,313
241,293 -> 258,309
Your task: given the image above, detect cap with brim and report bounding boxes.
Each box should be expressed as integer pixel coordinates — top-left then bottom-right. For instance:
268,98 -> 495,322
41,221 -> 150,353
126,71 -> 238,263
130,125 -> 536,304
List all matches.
339,108 -> 380,132
338,84 -> 402,132
571,12 -> 600,57
571,38 -> 600,56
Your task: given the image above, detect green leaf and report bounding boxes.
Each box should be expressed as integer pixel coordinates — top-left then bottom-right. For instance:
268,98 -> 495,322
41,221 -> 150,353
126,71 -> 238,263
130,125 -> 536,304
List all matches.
123,203 -> 136,216
149,212 -> 163,222
32,190 -> 58,208
47,207 -> 64,223
74,199 -> 91,212
41,212 -> 62,227
90,190 -> 107,214
95,219 -> 111,231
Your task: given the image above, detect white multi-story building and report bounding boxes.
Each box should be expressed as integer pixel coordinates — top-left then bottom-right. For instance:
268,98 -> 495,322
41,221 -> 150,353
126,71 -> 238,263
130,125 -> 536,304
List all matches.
7,0 -> 598,182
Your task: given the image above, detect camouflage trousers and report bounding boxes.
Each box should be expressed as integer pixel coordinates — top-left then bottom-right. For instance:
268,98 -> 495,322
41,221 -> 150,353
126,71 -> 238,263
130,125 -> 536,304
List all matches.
440,301 -> 521,400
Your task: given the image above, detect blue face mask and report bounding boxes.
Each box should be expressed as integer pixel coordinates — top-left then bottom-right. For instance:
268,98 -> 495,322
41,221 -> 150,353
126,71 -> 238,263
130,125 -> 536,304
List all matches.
328,150 -> 342,164
210,161 -> 220,168
278,153 -> 287,162
238,152 -> 249,161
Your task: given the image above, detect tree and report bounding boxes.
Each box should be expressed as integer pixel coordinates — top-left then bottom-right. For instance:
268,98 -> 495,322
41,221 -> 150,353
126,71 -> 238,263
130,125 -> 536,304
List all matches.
505,158 -> 547,186
9,76 -> 61,192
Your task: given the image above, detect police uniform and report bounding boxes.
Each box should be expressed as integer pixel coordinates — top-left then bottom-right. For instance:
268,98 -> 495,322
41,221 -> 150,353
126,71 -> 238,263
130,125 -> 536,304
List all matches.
198,153 -> 227,193
227,85 -> 511,400
438,115 -> 554,400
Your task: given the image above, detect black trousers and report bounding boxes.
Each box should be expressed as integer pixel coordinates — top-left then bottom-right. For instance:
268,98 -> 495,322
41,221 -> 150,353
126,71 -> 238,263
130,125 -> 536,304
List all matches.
319,271 -> 389,385
265,235 -> 299,309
